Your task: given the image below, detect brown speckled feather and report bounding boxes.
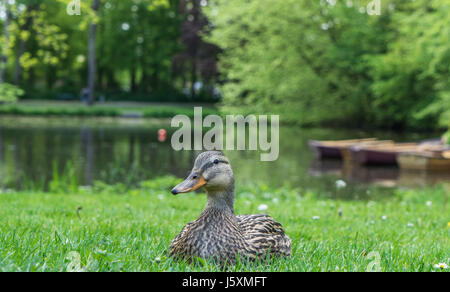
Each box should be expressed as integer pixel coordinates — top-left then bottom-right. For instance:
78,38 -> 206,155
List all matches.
237,214 -> 291,258
169,209 -> 291,264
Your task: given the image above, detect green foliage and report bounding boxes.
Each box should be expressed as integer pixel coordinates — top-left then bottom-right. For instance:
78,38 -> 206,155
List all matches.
206,0 -> 331,125
207,0 -> 449,129
0,177 -> 448,271
142,106 -> 219,118
0,104 -> 121,116
443,131 -> 450,145
96,0 -> 182,93
369,0 -> 450,129
48,161 -> 79,193
0,102 -> 219,117
0,83 -> 24,103
1,0 -> 447,129
2,1 -> 219,102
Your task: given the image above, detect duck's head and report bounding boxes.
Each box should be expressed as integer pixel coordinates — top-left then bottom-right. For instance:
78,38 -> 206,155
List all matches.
171,151 -> 234,195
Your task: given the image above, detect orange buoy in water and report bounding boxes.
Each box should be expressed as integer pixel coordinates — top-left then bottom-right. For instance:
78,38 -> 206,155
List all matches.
158,129 -> 167,142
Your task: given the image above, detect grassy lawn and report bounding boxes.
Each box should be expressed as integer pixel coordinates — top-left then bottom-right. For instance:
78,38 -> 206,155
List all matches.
0,101 -> 219,118
0,177 -> 448,272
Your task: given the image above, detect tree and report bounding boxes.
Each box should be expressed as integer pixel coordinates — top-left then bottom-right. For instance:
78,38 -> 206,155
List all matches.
0,0 -> 11,84
174,0 -> 220,98
206,0 -> 344,124
95,0 -> 182,97
369,0 -> 450,129
87,0 -> 99,105
206,0 -> 449,129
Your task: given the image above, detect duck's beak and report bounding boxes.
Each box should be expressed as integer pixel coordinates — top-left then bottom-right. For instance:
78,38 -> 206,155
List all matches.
171,174 -> 206,195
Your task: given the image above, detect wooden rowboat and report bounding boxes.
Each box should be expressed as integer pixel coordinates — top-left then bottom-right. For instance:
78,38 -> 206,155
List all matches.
397,150 -> 450,171
340,140 -> 394,163
348,143 -> 447,166
308,138 -> 377,159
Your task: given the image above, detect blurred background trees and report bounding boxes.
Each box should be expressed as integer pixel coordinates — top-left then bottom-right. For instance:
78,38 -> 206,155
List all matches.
0,0 -> 448,130
207,0 -> 449,130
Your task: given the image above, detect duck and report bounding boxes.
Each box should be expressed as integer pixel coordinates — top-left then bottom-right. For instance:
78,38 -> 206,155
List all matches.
169,151 -> 291,265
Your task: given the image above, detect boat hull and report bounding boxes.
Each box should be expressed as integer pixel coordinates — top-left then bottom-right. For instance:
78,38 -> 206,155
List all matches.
308,138 -> 377,159
350,148 -> 398,165
397,153 -> 450,171
308,142 -> 342,159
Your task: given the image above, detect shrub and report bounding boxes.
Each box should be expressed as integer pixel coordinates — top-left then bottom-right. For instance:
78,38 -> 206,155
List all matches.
443,131 -> 450,145
0,83 -> 24,104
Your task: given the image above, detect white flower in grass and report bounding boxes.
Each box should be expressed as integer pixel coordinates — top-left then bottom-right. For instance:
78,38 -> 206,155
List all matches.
433,263 -> 448,269
381,216 -> 387,220
426,201 -> 432,207
257,204 -> 268,211
335,180 -> 347,189
312,216 -> 320,220
407,223 -> 414,228
272,198 -> 279,204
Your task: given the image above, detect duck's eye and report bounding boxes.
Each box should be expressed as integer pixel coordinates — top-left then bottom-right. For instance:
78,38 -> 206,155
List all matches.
192,175 -> 198,179
213,159 -> 219,164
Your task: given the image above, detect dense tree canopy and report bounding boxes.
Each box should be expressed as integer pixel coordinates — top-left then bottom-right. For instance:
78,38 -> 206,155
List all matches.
0,0 -> 218,102
0,0 -> 448,130
206,0 -> 449,129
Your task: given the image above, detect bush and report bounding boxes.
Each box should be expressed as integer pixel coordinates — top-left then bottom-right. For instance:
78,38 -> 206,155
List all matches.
443,131 -> 450,145
0,83 -> 24,104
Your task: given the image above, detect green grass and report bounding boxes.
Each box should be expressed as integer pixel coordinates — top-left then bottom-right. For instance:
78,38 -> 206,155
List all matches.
0,177 -> 448,272
0,101 -> 219,118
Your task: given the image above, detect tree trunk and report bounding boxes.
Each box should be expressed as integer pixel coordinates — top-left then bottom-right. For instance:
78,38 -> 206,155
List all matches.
151,62 -> 159,92
13,40 -> 26,85
87,0 -> 100,106
0,0 -> 11,84
190,0 -> 200,98
13,5 -> 35,85
130,64 -> 137,93
139,70 -> 149,92
191,59 -> 197,98
97,16 -> 105,92
106,70 -> 118,90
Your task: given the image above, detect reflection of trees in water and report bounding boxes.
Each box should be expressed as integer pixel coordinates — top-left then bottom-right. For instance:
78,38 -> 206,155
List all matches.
309,158 -> 450,189
44,131 -> 55,187
128,134 -> 136,176
23,132 -> 34,187
0,128 -> 3,163
13,133 -> 21,188
138,134 -> 148,175
398,170 -> 450,188
81,127 -> 94,185
0,128 -> 3,186
7,124 -> 445,194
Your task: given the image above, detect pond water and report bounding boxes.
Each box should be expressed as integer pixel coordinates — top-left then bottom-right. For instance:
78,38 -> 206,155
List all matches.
0,117 -> 447,200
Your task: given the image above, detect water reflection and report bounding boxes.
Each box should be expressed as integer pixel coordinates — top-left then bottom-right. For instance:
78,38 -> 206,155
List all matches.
0,117 -> 447,199
309,158 -> 450,188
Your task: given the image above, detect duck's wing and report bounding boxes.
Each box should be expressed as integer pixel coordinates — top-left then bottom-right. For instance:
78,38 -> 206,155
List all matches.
237,214 -> 291,258
169,221 -> 194,258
